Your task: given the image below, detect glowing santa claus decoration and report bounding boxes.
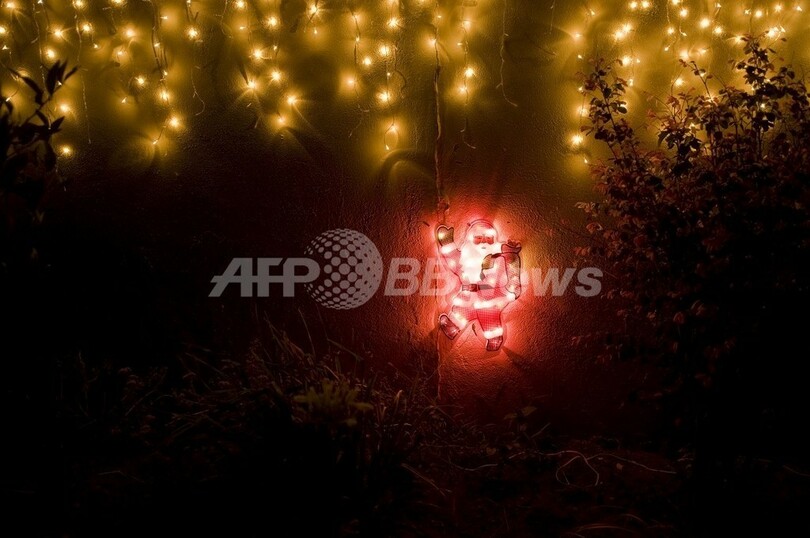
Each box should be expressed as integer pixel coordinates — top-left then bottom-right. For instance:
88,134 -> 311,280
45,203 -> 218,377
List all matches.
436,219 -> 522,351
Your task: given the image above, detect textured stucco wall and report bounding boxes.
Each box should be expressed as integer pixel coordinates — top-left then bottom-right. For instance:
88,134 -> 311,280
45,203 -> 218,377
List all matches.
43,0 -> 802,430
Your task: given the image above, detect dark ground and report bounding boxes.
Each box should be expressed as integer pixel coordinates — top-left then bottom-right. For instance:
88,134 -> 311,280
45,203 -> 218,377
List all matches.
3,216 -> 810,537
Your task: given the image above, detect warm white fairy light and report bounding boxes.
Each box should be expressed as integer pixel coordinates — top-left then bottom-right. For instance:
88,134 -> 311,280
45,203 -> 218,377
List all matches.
767,26 -> 784,38
0,0 -> 800,158
615,23 -> 633,40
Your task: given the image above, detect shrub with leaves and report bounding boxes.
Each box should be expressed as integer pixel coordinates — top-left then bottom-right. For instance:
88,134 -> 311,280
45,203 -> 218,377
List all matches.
58,325 -> 474,536
0,61 -> 76,273
48,323 -> 701,536
578,37 -> 810,415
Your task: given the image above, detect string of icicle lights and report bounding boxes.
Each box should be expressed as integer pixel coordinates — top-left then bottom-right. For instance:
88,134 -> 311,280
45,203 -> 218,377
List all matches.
0,0 -> 805,160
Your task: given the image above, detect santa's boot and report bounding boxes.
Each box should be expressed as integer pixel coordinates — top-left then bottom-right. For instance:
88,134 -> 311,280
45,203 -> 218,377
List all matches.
439,314 -> 460,340
486,335 -> 503,351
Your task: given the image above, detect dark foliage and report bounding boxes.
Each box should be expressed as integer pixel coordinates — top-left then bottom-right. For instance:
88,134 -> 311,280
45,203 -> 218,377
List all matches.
0,60 -> 75,273
579,36 -> 810,532
55,325 -> 467,536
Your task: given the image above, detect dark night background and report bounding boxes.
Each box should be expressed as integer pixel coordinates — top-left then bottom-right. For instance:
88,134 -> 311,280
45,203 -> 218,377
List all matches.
2,1 -> 810,536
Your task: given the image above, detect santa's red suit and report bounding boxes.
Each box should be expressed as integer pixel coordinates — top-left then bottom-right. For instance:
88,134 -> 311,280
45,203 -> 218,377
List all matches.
437,220 -> 522,351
